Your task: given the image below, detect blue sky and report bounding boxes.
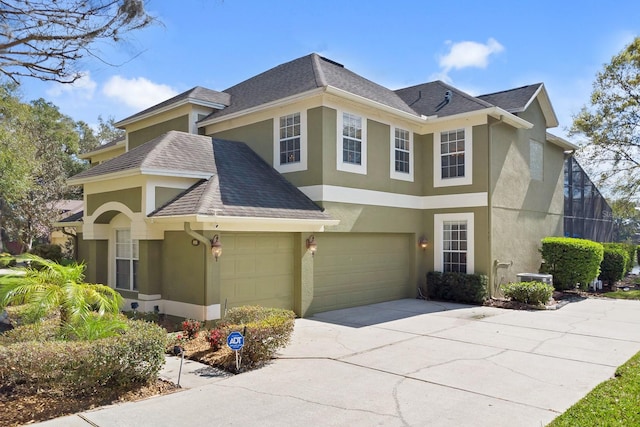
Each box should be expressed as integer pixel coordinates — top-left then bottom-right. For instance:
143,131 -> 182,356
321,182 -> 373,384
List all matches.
16,0 -> 640,141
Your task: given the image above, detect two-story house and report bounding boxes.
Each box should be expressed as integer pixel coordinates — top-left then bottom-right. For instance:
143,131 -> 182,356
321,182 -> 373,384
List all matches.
65,53 -> 577,320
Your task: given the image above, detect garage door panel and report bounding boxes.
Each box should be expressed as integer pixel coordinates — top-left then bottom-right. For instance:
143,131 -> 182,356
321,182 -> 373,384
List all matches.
313,233 -> 412,313
221,233 -> 294,310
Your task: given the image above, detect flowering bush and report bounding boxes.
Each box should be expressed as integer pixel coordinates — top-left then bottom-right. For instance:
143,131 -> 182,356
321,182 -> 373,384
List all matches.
181,319 -> 201,339
207,328 -> 223,350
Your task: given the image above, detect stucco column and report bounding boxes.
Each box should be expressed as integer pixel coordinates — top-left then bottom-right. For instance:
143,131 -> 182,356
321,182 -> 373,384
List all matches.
295,233 -> 315,317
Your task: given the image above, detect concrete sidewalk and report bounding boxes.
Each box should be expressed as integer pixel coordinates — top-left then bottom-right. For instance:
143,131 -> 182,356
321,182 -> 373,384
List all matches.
34,297 -> 640,426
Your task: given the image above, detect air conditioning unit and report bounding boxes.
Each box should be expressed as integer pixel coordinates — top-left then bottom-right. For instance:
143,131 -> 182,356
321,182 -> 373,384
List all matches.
516,273 -> 553,286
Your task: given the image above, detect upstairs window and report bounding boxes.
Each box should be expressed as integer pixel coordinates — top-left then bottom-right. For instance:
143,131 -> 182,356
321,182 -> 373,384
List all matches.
441,129 -> 465,179
337,111 -> 367,174
390,127 -> 414,181
434,126 -> 472,187
279,113 -> 301,165
273,111 -> 307,173
343,112 -> 362,165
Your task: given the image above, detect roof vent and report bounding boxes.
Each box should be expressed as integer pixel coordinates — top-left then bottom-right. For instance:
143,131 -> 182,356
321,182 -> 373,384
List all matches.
435,90 -> 453,112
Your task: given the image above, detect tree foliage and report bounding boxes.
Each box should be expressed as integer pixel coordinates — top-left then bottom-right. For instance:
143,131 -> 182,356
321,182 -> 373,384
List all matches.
610,198 -> 640,242
0,0 -> 154,83
571,37 -> 640,200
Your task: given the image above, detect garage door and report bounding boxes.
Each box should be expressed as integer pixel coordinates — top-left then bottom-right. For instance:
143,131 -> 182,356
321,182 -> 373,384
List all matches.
220,233 -> 294,311
312,233 -> 412,314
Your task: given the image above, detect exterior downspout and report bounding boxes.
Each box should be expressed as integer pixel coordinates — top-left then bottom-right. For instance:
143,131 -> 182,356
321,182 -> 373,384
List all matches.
487,116 -> 504,298
184,222 -> 210,321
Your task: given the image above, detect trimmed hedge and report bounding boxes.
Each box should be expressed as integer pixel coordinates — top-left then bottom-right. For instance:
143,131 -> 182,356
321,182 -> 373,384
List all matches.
540,237 -> 604,290
218,306 -> 295,371
602,243 -> 636,273
599,246 -> 628,285
501,281 -> 554,306
0,319 -> 166,395
426,272 -> 488,304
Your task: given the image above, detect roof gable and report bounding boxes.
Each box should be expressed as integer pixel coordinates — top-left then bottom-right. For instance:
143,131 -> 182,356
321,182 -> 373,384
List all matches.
115,86 -> 230,127
478,83 -> 558,128
201,53 -> 417,122
150,138 -> 331,221
69,131 -> 215,183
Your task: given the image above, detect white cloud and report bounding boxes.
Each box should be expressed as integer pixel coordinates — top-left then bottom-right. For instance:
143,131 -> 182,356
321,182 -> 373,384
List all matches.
102,76 -> 178,110
46,71 -> 97,99
439,38 -> 504,72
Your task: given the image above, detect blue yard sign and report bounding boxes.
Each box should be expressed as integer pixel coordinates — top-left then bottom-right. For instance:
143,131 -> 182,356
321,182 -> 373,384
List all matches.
227,331 -> 245,351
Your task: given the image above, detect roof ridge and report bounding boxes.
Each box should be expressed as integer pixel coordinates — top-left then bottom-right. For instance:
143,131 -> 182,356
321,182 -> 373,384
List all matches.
311,53 -> 327,87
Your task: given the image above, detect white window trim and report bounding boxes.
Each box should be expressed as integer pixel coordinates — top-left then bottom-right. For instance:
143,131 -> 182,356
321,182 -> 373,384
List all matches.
433,126 -> 473,187
114,228 -> 139,292
390,126 -> 414,182
530,139 -> 544,181
336,110 -> 367,175
273,110 -> 307,173
434,212 -> 474,274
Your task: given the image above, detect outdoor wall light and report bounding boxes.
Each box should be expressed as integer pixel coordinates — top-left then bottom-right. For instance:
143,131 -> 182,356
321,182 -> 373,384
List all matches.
191,238 -> 200,246
306,235 -> 318,257
419,237 -> 428,250
130,302 -> 139,310
211,234 -> 222,261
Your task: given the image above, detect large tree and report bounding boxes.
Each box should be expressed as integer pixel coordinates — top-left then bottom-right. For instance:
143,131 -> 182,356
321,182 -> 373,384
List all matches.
0,0 -> 154,83
0,88 -> 82,250
571,37 -> 640,200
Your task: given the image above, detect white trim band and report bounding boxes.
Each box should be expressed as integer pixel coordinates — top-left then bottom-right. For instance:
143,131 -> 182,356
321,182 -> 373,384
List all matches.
299,185 -> 488,210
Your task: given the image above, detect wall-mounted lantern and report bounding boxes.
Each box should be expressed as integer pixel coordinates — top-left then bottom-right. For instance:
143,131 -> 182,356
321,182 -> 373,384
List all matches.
306,235 -> 318,257
419,237 -> 428,250
211,234 -> 222,261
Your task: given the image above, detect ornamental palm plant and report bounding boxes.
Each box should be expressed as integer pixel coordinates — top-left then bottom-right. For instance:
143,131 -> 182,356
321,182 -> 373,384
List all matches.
0,254 -> 123,327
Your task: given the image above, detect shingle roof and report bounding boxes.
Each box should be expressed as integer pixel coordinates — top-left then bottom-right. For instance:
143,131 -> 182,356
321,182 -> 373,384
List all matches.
394,81 -> 494,117
70,131 -> 215,181
201,53 -> 417,121
117,86 -> 230,125
477,84 -> 542,113
151,138 -> 331,221
59,211 -> 83,223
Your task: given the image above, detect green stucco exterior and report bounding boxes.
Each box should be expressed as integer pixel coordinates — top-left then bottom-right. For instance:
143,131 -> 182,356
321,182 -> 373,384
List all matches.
87,187 -> 142,217
77,237 -> 108,285
128,115 -> 189,149
212,119 -> 273,165
161,231 -> 208,305
138,240 -> 162,295
155,187 -> 185,209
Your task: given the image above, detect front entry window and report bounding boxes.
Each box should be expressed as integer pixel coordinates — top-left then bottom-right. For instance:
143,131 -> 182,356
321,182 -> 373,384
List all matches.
115,229 -> 138,291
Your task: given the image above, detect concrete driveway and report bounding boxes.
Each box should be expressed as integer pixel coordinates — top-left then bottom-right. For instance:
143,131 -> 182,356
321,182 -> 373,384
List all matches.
37,297 -> 640,426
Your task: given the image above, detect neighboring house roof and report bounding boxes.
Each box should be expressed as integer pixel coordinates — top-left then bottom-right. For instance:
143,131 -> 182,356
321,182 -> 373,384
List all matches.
58,211 -> 84,223
151,138 -> 332,221
115,86 -> 231,127
68,131 -> 215,184
394,81 -> 494,117
79,135 -> 126,159
53,200 -> 84,214
200,53 -> 418,122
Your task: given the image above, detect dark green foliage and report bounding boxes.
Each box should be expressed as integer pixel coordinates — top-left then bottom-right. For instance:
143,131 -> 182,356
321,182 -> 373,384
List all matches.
426,272 -> 488,304
219,306 -> 295,371
29,244 -> 63,262
0,319 -> 166,396
599,246 -> 629,285
501,281 -> 554,306
602,243 -> 636,273
540,237 -> 604,290
637,245 -> 640,265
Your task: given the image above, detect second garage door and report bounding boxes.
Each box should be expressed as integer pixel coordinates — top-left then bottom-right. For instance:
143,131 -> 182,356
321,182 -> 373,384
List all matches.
311,233 -> 412,314
220,233 -> 294,311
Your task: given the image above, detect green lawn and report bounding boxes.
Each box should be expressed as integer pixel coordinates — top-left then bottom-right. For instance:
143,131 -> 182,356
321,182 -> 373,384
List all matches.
548,351 -> 640,426
603,290 -> 640,300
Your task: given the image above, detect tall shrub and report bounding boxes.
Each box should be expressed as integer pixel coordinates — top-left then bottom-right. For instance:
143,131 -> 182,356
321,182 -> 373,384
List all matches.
599,246 -> 628,285
603,243 -> 635,273
540,237 -> 604,290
